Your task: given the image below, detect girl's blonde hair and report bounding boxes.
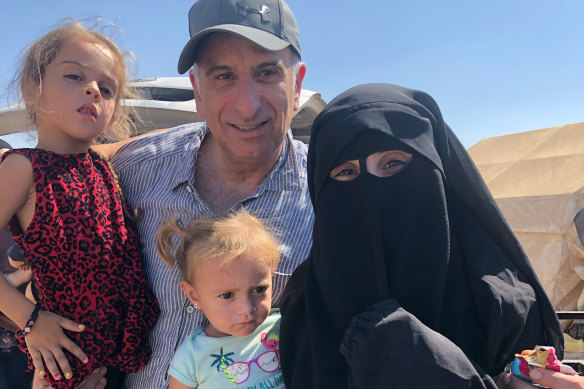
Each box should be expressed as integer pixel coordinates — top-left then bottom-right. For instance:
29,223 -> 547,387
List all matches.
17,20 -> 140,141
157,210 -> 281,284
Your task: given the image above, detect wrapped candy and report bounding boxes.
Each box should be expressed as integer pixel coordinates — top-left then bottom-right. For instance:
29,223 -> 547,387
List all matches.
509,346 -> 563,382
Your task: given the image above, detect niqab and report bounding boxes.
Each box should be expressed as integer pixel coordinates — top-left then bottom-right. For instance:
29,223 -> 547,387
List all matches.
280,84 -> 563,389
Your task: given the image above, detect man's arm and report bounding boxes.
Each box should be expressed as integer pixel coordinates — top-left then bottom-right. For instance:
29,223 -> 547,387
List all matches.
92,128 -> 170,159
91,139 -> 134,160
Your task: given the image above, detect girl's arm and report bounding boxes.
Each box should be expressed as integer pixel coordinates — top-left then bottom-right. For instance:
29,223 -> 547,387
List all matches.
169,376 -> 196,389
0,153 -> 88,382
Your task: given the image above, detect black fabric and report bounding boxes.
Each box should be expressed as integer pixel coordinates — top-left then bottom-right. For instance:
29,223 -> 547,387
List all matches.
104,367 -> 124,389
280,83 -> 563,389
7,244 -> 25,263
0,328 -> 33,389
340,300 -> 496,389
0,138 -> 11,150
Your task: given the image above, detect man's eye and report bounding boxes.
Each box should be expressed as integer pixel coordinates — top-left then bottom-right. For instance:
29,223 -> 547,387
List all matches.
259,69 -> 276,77
219,292 -> 233,299
64,74 -> 82,81
215,73 -> 234,81
252,286 -> 267,294
257,68 -> 282,83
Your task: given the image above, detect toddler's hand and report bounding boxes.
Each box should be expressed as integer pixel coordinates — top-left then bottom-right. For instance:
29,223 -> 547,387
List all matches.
25,310 -> 88,382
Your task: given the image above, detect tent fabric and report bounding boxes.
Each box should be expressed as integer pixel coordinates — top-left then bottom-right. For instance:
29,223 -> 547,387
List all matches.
468,122 -> 584,313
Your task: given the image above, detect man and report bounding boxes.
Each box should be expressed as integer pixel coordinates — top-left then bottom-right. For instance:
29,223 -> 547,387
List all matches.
77,1 -> 312,388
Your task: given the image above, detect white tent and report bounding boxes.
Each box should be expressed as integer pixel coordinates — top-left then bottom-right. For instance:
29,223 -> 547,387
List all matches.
468,122 -> 584,313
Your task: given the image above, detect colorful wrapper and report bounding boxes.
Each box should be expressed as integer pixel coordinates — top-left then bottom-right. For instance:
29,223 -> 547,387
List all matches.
509,346 -> 562,382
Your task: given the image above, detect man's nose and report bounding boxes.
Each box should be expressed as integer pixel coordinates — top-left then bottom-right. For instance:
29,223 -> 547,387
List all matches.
233,78 -> 260,118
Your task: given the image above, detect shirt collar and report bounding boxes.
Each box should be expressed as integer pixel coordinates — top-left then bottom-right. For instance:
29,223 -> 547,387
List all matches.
260,131 -> 303,193
171,125 -> 206,190
171,127 -> 304,193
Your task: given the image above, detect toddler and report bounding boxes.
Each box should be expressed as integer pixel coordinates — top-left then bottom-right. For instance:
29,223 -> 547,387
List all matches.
157,210 -> 284,389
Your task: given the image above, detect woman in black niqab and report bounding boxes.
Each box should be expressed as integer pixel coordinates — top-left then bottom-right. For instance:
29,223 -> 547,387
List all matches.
279,84 -> 563,388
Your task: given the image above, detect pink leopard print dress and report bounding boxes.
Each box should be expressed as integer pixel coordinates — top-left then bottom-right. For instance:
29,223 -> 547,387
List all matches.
4,149 -> 159,388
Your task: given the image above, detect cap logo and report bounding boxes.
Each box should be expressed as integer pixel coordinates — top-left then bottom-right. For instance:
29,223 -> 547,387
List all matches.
236,1 -> 271,22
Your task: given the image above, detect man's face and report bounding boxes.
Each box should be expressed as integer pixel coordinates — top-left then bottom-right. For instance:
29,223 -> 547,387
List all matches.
190,33 -> 305,164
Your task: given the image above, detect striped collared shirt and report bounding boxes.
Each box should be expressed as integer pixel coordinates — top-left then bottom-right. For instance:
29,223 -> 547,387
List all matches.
112,123 -> 314,389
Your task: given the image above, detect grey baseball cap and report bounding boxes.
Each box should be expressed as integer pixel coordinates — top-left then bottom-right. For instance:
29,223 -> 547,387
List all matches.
177,0 -> 301,74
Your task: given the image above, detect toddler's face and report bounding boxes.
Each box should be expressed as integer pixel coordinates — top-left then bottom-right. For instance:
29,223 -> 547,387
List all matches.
181,255 -> 272,337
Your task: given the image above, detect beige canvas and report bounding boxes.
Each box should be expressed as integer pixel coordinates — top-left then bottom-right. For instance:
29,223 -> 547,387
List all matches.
468,122 -> 584,315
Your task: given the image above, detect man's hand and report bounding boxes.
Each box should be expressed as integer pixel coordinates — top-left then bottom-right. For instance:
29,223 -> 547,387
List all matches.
75,367 -> 107,389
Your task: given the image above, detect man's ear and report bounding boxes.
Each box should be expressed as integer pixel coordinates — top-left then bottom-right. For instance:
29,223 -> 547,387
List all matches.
189,68 -> 205,119
293,63 -> 307,112
180,279 -> 200,307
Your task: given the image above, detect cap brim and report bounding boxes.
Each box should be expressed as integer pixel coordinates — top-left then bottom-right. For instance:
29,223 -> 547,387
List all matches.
177,24 -> 291,74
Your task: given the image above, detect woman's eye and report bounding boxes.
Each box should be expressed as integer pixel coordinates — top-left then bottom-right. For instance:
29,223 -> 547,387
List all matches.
375,159 -> 409,177
331,168 -> 359,181
219,292 -> 233,300
383,159 -> 405,169
64,74 -> 82,81
335,169 -> 357,177
329,161 -> 360,181
366,150 -> 413,177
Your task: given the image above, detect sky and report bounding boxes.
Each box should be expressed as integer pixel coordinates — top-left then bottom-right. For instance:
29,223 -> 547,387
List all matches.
0,0 -> 582,149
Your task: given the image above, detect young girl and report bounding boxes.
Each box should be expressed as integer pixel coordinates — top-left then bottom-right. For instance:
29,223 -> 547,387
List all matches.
157,210 -> 284,389
0,21 -> 159,388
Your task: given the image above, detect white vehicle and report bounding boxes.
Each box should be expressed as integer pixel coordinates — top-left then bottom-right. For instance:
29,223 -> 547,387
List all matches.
0,77 -> 326,144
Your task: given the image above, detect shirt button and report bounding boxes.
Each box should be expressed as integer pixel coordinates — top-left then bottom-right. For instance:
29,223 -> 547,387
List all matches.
186,185 -> 193,193
186,305 -> 194,313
